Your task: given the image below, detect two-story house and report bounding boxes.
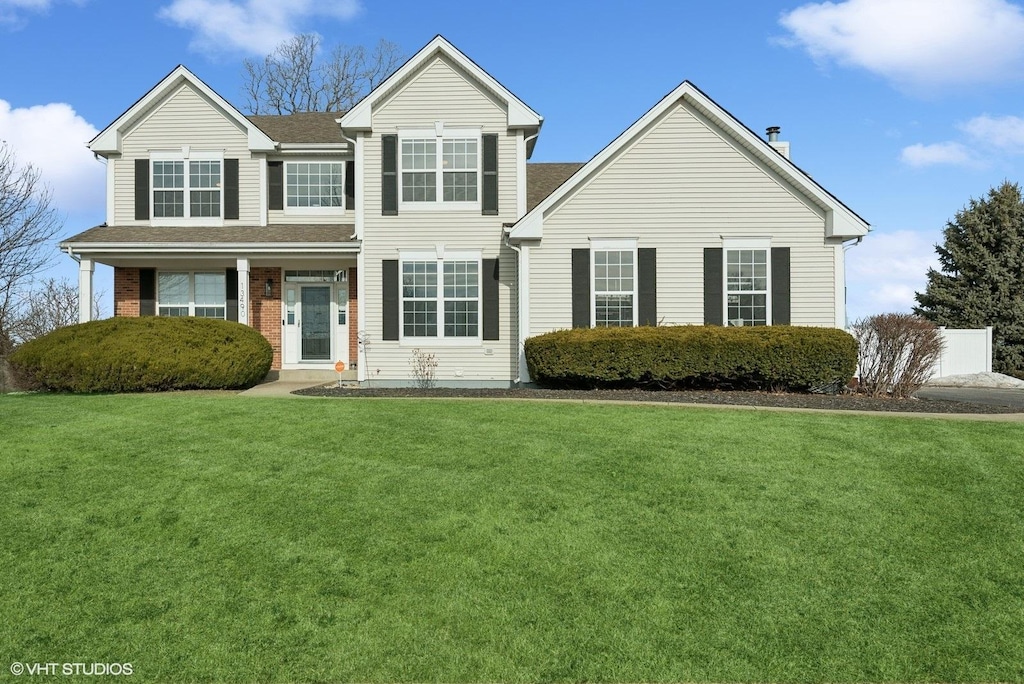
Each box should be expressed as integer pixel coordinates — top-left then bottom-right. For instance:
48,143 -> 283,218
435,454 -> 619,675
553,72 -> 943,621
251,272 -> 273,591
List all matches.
61,36 -> 869,387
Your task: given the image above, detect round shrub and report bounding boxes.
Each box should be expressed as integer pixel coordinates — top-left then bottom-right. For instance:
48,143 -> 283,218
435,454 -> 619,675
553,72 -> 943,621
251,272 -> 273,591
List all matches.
9,316 -> 273,393
524,325 -> 858,392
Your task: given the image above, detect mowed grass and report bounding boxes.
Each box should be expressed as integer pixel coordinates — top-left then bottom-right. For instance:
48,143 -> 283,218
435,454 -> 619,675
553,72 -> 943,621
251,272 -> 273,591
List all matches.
1,394 -> 1023,682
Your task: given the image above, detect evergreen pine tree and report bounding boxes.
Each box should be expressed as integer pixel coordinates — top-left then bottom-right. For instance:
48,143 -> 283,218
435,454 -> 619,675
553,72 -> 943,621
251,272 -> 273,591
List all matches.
914,181 -> 1024,376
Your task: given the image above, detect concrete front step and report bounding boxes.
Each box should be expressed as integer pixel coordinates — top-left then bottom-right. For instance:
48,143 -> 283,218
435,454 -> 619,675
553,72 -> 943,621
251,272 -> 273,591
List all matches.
265,369 -> 356,383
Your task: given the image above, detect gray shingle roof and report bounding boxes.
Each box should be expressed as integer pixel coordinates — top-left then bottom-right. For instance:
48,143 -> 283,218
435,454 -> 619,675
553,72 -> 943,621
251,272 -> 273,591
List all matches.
246,112 -> 346,144
526,162 -> 585,211
62,224 -> 356,245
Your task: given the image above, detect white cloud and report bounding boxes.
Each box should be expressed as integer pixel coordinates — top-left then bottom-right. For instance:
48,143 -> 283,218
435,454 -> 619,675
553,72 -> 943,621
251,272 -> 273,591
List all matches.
846,229 -> 939,319
778,0 -> 1024,91
899,142 -> 978,168
900,113 -> 1024,168
158,0 -> 362,55
959,114 -> 1024,151
0,100 -> 103,217
0,0 -> 82,27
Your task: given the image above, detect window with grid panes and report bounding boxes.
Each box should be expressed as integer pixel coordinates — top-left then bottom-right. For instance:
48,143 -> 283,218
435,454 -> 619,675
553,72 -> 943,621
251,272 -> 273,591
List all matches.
286,161 -> 344,208
594,249 -> 635,327
400,133 -> 479,205
726,249 -> 768,326
401,258 -> 481,339
152,158 -> 221,219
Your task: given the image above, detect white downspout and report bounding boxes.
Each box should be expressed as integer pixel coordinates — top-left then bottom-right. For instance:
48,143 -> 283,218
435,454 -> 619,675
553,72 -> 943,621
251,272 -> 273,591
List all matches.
505,234 -> 525,385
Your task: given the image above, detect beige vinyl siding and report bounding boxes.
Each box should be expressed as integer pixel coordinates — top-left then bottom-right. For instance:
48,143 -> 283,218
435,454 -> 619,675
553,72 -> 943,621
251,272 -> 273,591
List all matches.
115,83 -> 260,225
529,100 -> 837,334
361,55 -> 520,383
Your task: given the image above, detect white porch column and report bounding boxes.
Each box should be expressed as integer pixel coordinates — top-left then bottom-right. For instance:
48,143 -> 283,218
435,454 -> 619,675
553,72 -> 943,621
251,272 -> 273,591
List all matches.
78,259 -> 94,323
236,258 -> 250,325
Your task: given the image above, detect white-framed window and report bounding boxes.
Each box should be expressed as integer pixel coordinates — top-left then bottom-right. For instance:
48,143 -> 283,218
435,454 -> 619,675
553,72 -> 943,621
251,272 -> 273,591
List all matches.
157,271 -> 226,319
151,150 -> 223,224
591,238 -> 638,327
399,128 -> 480,209
723,238 -> 771,326
400,250 -> 480,341
285,161 -> 344,211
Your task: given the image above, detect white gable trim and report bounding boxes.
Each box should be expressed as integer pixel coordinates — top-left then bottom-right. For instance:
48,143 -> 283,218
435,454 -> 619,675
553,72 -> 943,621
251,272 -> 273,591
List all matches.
339,35 -> 542,131
90,65 -> 276,155
508,81 -> 870,241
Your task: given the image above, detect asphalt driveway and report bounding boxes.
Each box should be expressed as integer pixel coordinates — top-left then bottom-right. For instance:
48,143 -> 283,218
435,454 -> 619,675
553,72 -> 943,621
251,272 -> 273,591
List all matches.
915,386 -> 1024,409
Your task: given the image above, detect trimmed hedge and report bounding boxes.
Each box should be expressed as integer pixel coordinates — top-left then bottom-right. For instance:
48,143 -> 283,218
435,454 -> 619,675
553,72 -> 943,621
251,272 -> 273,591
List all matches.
9,316 -> 273,393
524,325 -> 858,392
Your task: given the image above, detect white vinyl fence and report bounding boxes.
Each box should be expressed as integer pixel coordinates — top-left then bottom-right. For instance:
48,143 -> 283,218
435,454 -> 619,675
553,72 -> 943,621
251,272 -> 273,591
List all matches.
930,326 -> 993,378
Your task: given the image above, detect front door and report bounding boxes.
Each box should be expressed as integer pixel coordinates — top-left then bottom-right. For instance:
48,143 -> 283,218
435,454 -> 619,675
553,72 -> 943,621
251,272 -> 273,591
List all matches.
282,275 -> 349,367
300,286 -> 331,361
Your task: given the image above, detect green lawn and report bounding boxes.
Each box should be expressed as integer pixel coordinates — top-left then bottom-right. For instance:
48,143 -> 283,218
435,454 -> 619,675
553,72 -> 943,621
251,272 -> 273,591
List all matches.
1,394 -> 1023,682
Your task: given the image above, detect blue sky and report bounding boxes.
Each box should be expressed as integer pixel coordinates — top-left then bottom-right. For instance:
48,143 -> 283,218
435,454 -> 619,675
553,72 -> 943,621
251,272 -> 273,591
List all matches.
3,0 -> 1024,321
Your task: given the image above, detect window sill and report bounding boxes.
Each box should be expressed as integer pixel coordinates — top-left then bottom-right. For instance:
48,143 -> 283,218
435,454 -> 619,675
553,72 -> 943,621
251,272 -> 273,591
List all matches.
151,218 -> 225,227
397,202 -> 482,212
398,337 -> 483,347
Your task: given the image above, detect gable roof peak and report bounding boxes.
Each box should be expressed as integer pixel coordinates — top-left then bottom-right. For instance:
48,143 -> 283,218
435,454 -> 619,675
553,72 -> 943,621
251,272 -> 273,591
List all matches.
339,35 -> 542,131
89,64 -> 276,155
510,78 -> 868,241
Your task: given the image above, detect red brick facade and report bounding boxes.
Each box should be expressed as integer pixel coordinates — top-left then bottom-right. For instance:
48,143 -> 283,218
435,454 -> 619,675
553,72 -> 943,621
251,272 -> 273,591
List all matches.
113,267 -> 140,317
110,264 -> 358,373
348,267 -> 358,369
250,266 -> 282,370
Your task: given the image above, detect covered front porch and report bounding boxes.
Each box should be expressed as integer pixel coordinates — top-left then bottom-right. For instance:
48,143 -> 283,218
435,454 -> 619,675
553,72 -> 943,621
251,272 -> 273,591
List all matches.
60,224 -> 361,373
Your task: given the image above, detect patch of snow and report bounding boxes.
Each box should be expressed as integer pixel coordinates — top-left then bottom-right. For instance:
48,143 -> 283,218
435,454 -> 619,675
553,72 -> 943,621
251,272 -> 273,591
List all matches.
927,372 -> 1024,388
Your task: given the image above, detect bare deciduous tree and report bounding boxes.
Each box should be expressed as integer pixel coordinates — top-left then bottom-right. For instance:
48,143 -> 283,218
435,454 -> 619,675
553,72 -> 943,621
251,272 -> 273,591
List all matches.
243,35 -> 403,114
8,277 -> 104,346
0,141 -> 63,357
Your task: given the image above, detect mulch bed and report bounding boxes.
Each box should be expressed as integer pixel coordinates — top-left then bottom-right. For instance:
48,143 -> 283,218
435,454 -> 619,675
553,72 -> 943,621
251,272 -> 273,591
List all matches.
294,385 -> 1022,414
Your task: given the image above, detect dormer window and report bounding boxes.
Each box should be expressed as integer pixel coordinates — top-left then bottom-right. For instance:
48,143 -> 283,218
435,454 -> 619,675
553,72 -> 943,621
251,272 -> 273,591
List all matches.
399,128 -> 480,209
150,150 -> 223,224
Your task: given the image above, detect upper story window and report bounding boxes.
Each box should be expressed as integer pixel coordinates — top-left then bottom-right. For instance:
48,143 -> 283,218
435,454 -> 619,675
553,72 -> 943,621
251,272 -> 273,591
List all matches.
286,161 -> 344,210
399,128 -> 480,209
151,150 -> 222,224
723,239 -> 771,326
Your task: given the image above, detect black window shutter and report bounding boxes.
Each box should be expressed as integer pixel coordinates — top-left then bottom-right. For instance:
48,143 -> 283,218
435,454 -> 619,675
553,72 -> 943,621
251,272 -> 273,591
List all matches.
703,248 -> 723,326
381,134 -> 398,215
637,248 -> 657,326
771,247 -> 791,325
268,161 -> 283,211
134,159 -> 149,220
345,160 -> 355,209
482,258 -> 499,340
224,159 -> 239,220
382,259 -> 399,340
571,249 -> 591,328
226,268 -> 239,322
482,134 -> 498,216
139,268 -> 156,316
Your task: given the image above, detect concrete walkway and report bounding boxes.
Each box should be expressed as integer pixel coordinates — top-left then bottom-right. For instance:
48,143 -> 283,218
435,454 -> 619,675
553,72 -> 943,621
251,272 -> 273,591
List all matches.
238,381 -> 329,397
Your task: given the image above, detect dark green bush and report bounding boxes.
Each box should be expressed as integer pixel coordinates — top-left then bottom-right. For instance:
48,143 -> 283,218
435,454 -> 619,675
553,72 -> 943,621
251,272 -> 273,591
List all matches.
525,325 -> 858,392
9,316 -> 273,393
